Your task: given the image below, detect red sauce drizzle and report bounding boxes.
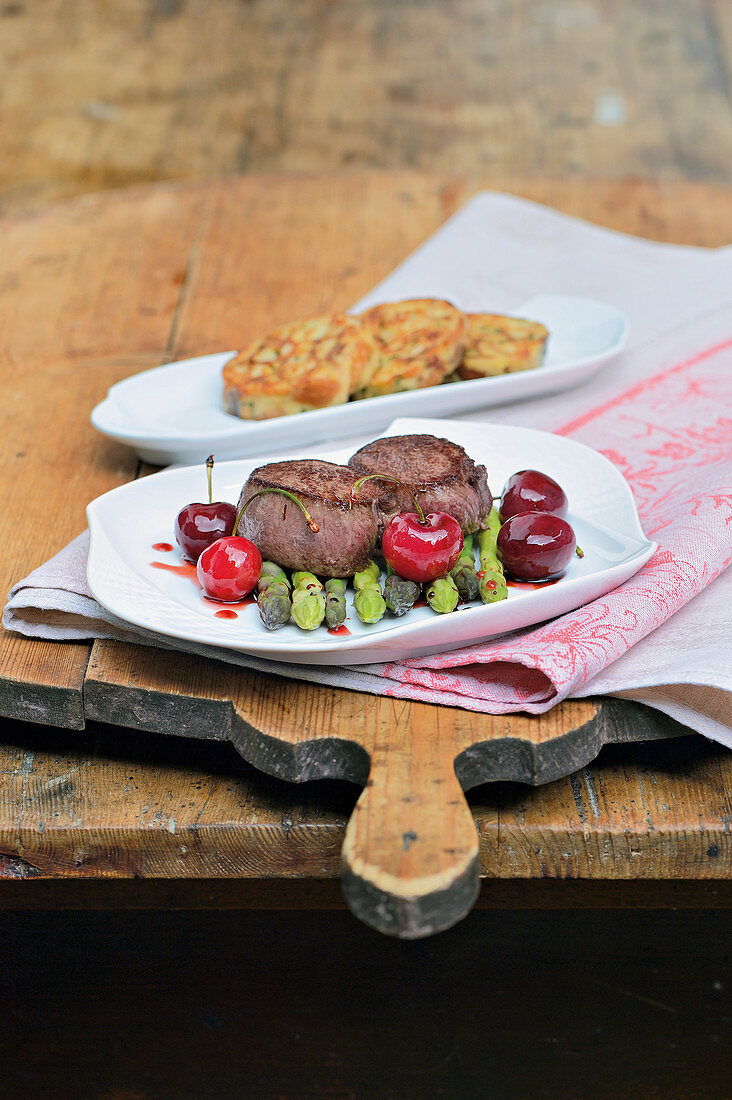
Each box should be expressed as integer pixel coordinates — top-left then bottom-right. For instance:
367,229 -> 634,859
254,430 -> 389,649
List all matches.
151,559 -> 201,586
152,542 -> 174,552
327,625 -> 351,636
151,557 -> 259,610
507,578 -> 560,591
473,568 -> 561,591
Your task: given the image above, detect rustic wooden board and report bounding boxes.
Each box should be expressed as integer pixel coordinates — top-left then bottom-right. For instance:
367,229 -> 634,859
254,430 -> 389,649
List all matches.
81,646 -> 709,936
1,715 -> 729,899
2,174 -> 731,935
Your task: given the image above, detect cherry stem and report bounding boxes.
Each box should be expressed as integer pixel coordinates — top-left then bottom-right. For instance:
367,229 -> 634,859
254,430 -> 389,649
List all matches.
234,488 -> 320,534
350,473 -> 427,524
575,545 -> 584,558
206,454 -> 214,505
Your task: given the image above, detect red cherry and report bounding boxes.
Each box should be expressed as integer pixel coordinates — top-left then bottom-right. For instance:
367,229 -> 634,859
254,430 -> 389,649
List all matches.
497,512 -> 576,581
349,472 -> 463,584
500,469 -> 568,522
174,454 -> 237,562
175,502 -> 237,563
382,512 -> 463,583
196,537 -> 262,602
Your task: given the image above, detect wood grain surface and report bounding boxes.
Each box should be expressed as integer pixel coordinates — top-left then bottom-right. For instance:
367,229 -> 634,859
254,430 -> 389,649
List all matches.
0,184 -> 205,726
0,717 -> 729,886
1,1 -> 731,214
1,173 -> 731,935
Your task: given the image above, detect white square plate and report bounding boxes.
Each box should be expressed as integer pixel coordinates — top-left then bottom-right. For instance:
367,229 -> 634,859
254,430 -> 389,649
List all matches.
90,294 -> 628,466
86,418 -> 655,666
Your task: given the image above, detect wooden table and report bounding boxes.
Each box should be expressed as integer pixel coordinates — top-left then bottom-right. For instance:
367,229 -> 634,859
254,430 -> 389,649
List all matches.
3,2 -> 732,215
0,173 -> 730,934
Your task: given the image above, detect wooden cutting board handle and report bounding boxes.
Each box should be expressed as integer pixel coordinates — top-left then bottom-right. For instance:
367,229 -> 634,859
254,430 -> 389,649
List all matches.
341,712 -> 480,938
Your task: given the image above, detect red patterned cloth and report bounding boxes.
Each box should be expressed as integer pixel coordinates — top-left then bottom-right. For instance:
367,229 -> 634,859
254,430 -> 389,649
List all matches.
378,330 -> 732,714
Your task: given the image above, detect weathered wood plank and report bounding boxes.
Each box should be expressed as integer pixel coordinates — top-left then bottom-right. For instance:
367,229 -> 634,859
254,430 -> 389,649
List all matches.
0,185 -> 206,726
2,699 -> 726,880
473,722 -> 732,880
1,713 -> 729,886
86,640 -> 648,791
1,1 -> 731,214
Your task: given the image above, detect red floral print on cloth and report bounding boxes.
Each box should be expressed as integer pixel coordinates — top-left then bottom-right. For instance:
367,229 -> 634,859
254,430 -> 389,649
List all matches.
376,337 -> 732,713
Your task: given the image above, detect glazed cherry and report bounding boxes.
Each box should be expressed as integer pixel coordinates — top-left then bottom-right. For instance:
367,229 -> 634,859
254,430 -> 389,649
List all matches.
351,472 -> 464,583
500,469 -> 568,522
497,512 -> 576,582
175,455 -> 237,562
175,503 -> 237,562
196,537 -> 262,602
382,511 -> 464,583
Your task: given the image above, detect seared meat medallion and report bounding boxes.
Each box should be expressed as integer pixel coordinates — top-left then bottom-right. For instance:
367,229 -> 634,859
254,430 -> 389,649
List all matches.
348,434 -> 493,535
235,436 -> 491,577
236,459 -> 379,577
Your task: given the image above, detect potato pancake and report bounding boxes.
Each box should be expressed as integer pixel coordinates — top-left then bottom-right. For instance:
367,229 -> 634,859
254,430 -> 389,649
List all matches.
456,314 -> 548,379
223,313 -> 379,419
355,299 -> 465,399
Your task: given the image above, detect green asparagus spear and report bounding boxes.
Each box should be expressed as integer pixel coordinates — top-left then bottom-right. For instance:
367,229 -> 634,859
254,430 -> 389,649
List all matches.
255,562 -> 293,629
290,590 -> 326,630
288,568 -> 327,629
477,510 -> 503,572
451,561 -> 480,602
324,578 -> 347,629
447,532 -> 479,601
383,574 -> 420,616
478,511 -> 505,567
473,512 -> 501,585
257,565 -> 291,595
353,560 -> 381,591
354,585 -> 387,624
426,575 -> 459,614
457,533 -> 474,565
483,507 -> 502,542
259,560 -> 292,589
476,509 -> 509,604
479,570 -> 508,604
291,571 -> 323,592
258,582 -> 292,630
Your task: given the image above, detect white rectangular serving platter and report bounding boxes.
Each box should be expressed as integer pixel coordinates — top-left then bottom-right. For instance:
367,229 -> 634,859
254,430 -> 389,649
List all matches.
86,417 -> 655,666
90,294 -> 628,466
